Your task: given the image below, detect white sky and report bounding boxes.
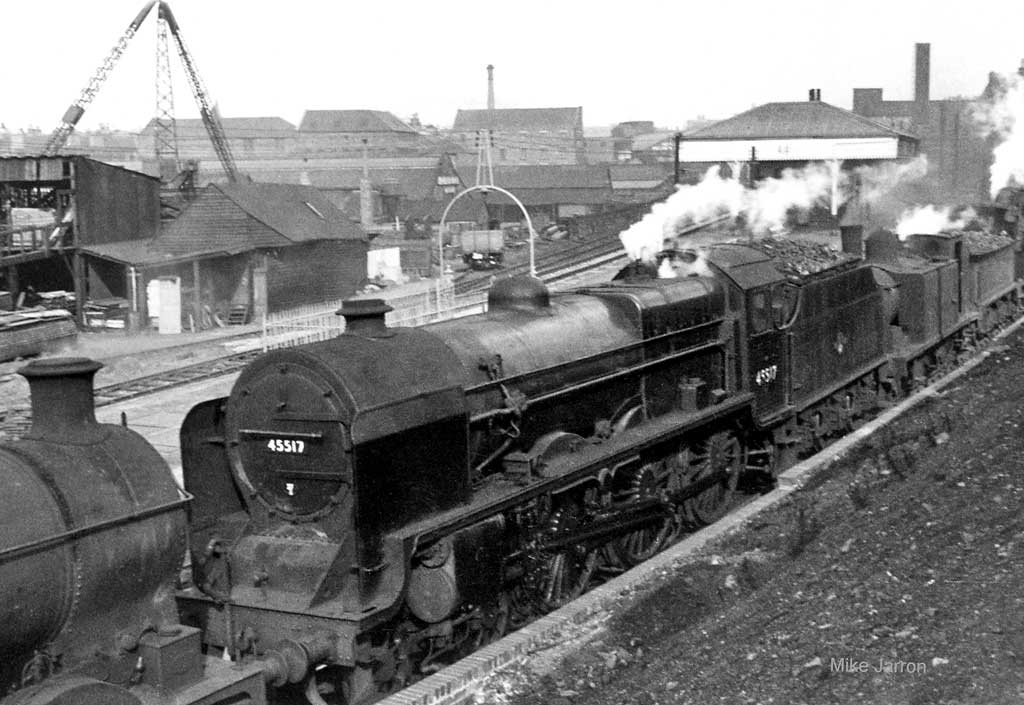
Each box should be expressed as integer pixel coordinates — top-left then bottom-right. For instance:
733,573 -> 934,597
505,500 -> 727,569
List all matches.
3,0 -> 1022,134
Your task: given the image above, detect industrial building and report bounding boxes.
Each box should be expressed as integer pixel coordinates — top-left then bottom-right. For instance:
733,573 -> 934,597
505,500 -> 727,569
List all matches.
80,182 -> 368,330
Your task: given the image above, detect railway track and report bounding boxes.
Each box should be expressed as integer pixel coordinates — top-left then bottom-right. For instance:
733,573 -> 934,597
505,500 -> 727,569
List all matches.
0,349 -> 263,437
454,214 -> 730,296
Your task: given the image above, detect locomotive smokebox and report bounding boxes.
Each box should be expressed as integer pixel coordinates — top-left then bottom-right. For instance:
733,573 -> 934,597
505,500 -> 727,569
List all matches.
20,356 -> 103,442
1,357 -> 188,691
338,298 -> 394,337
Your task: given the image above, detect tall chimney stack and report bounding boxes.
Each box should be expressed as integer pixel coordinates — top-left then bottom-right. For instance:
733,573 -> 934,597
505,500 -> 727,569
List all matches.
487,64 -> 495,111
914,43 -> 931,123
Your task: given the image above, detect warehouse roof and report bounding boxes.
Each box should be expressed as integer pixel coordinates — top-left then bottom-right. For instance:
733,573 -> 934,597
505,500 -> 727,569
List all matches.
685,101 -> 917,140
452,107 -> 582,132
298,110 -> 417,133
140,116 -> 296,138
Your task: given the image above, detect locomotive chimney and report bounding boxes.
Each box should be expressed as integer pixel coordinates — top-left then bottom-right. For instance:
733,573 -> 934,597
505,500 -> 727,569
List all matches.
338,298 -> 393,337
840,225 -> 864,257
864,229 -> 902,263
19,357 -> 103,441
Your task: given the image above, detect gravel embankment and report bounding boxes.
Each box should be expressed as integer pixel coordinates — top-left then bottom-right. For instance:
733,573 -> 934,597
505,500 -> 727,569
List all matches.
494,330 -> 1024,705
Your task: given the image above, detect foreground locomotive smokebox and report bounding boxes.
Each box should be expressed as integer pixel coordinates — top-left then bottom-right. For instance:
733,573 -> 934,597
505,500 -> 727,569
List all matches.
1,356 -> 197,697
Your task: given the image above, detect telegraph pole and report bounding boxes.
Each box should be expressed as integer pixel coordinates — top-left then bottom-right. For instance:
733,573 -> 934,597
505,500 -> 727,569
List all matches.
673,132 -> 682,185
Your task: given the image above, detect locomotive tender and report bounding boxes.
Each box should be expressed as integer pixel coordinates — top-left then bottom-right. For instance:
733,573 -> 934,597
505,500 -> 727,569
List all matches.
2,225 -> 1019,705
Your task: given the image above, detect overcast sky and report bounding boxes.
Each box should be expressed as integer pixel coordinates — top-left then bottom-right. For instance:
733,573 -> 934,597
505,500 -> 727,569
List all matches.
3,0 -> 1022,134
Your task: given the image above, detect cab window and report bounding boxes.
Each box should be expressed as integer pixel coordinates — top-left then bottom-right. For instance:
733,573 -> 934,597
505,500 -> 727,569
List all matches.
749,289 -> 771,334
772,283 -> 800,328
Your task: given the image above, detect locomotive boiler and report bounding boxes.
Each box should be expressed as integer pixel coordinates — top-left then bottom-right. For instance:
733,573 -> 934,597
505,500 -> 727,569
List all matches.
179,268 -> 748,701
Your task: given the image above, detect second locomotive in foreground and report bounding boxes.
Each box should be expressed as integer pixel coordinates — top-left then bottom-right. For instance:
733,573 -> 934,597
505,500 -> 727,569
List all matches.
176,226 -> 1019,703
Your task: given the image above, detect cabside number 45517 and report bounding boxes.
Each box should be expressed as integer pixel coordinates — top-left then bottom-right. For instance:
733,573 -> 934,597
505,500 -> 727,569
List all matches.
755,365 -> 778,386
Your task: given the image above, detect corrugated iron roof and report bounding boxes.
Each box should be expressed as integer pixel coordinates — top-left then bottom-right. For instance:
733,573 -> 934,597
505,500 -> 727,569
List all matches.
685,101 -> 917,141
80,239 -> 233,267
630,131 -> 678,151
452,107 -> 582,132
298,110 -> 417,133
455,164 -> 608,189
608,164 -> 673,182
480,187 -> 614,206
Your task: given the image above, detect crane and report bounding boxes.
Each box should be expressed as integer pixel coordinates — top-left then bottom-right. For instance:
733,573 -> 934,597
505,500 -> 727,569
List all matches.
43,1 -> 157,156
157,2 -> 239,183
42,1 -> 240,184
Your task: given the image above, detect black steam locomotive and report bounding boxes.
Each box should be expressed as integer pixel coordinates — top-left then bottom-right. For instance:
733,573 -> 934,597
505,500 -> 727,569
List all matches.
2,225 -> 1019,705
173,226 -> 1019,701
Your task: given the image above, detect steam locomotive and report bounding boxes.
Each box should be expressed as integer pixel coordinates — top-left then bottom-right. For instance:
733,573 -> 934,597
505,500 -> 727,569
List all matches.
3,224 -> 1020,705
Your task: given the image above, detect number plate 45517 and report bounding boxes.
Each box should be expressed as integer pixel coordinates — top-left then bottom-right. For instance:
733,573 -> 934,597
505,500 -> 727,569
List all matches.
266,438 -> 306,454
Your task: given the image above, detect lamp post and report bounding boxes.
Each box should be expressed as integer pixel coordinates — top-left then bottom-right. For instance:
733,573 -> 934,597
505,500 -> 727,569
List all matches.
436,220 -> 446,312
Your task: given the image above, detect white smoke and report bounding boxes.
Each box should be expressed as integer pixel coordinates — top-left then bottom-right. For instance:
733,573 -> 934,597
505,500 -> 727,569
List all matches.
618,166 -> 744,261
853,155 -> 930,204
619,155 -> 933,262
973,68 -> 1024,195
653,249 -> 715,279
745,162 -> 835,234
894,205 -> 978,239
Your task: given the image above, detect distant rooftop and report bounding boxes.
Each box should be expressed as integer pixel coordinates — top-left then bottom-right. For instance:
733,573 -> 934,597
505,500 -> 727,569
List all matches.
686,101 -> 916,140
141,116 -> 296,137
298,110 -> 417,133
453,107 -> 582,132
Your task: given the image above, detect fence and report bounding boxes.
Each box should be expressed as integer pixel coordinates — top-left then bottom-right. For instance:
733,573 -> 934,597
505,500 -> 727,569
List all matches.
260,281 -> 487,351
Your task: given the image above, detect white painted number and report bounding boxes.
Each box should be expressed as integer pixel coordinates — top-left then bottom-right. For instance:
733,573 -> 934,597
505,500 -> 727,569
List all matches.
755,365 -> 778,386
285,482 -> 296,496
266,438 -> 306,454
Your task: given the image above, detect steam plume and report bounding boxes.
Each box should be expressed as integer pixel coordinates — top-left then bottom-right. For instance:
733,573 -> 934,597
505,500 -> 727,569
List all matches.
618,166 -> 743,261
894,205 -> 978,239
973,67 -> 1024,195
618,154 -> 932,262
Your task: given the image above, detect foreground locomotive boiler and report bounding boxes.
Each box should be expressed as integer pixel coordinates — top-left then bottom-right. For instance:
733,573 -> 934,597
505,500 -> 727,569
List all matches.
0,359 -> 266,705
177,228 -> 1021,703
